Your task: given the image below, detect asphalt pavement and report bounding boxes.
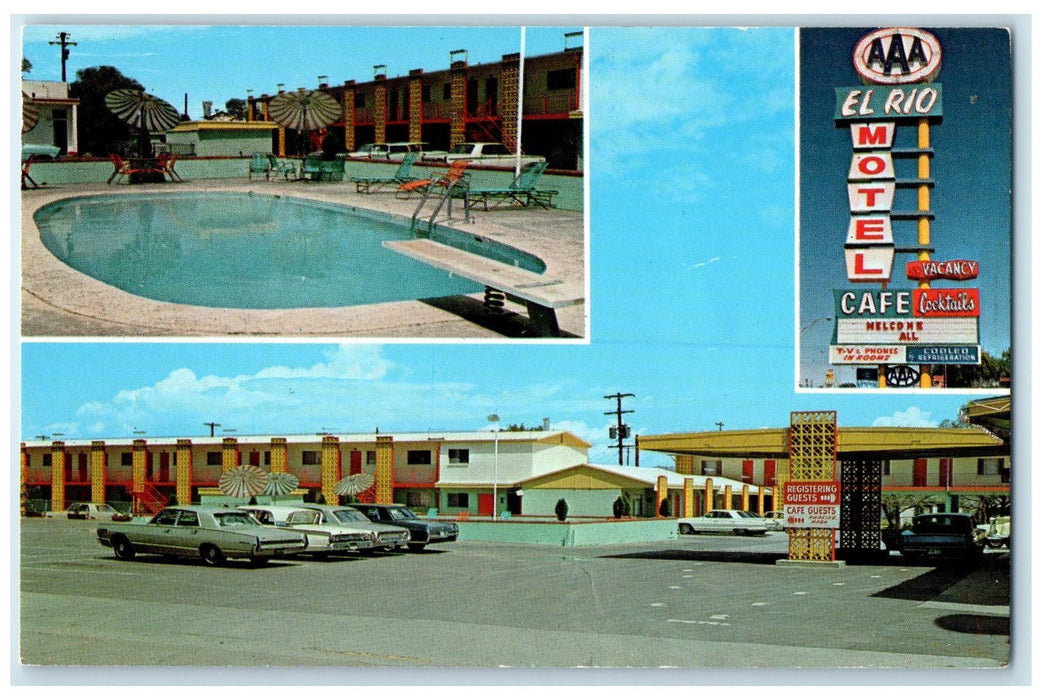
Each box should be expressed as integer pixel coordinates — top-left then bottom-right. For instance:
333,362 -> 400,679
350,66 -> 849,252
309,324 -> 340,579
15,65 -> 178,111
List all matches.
16,517 -> 1012,683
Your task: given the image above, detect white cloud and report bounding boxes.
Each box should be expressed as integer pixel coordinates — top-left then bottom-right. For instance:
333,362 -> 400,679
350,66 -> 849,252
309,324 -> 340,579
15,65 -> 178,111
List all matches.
872,407 -> 939,428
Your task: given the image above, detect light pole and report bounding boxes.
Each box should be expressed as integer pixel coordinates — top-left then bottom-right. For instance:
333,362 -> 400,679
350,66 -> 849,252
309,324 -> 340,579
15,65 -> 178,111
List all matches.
489,414 -> 500,520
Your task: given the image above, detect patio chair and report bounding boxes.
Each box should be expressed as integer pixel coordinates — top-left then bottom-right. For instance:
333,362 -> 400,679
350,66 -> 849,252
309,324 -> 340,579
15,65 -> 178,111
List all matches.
247,152 -> 271,181
21,154 -> 41,189
395,159 -> 469,199
353,151 -> 418,193
156,153 -> 183,182
266,153 -> 296,180
107,153 -> 164,185
466,162 -> 558,210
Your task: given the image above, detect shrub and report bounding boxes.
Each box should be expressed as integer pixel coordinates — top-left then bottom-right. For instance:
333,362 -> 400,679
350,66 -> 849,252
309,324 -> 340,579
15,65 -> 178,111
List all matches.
613,497 -> 625,519
555,498 -> 569,522
658,498 -> 672,517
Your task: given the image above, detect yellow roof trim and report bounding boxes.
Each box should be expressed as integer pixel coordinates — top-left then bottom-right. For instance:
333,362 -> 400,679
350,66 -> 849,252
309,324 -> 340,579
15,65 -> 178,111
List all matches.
167,121 -> 278,133
535,432 -> 593,449
522,465 -> 650,490
639,426 -> 1005,459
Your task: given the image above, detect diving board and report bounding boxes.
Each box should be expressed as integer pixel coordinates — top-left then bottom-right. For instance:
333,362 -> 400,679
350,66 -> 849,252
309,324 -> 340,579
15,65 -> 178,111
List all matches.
383,238 -> 584,337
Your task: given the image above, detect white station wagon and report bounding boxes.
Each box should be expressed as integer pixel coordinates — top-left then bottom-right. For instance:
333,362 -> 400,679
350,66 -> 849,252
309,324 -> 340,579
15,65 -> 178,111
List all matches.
677,509 -> 770,536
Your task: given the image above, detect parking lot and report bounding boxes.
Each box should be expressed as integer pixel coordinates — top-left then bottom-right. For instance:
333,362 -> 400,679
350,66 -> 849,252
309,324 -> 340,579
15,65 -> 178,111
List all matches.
18,517 -> 1011,679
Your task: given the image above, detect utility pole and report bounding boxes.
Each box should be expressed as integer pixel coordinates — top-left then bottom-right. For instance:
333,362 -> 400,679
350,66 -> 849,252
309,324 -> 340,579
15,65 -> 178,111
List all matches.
604,392 -> 635,466
48,31 -> 77,83
203,422 -> 221,437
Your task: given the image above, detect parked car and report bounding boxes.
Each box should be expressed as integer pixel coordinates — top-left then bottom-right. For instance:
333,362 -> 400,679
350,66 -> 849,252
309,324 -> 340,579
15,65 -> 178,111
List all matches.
66,502 -> 132,521
677,509 -> 769,536
96,505 -> 308,566
299,504 -> 411,551
238,504 -> 376,556
348,503 -> 459,552
897,513 -> 985,564
763,510 -> 786,532
442,142 -> 545,166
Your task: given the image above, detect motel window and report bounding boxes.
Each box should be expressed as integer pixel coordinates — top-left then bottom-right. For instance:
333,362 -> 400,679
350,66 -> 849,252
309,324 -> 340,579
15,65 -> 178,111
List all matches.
442,83 -> 451,100
546,68 -> 574,91
881,460 -> 891,476
302,451 -> 320,465
447,493 -> 469,508
422,85 -> 431,103
448,448 -> 469,464
977,458 -> 1004,476
365,450 -> 377,466
354,93 -> 365,108
263,451 -> 271,466
121,452 -> 134,467
42,453 -> 52,467
407,450 -> 432,465
700,460 -> 721,476
206,452 -> 222,466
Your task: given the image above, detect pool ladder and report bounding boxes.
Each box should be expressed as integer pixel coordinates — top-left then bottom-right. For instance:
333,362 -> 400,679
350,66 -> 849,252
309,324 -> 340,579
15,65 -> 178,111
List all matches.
410,180 -> 472,235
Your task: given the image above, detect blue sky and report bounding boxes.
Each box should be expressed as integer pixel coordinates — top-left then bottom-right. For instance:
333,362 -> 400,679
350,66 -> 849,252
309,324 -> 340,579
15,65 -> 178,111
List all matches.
20,23 -> 579,115
17,25 -> 1004,467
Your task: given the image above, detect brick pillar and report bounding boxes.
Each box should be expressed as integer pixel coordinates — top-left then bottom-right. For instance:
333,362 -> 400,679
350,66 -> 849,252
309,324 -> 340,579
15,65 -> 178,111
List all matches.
20,445 -> 28,516
321,436 -> 340,506
50,442 -> 67,512
374,74 -> 387,145
270,438 -> 287,473
741,484 -> 750,511
132,439 -> 147,513
683,478 -> 694,517
704,477 -> 714,513
375,435 -> 394,503
342,81 -> 356,151
723,485 -> 733,510
175,440 -> 193,506
655,475 -> 668,517
499,52 -> 520,151
449,58 -> 467,148
408,70 -> 424,143
90,441 -> 107,504
674,454 -> 695,475
221,437 -> 239,470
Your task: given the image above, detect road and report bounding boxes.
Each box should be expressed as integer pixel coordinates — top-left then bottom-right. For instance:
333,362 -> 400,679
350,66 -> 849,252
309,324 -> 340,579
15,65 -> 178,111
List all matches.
16,518 -> 1011,680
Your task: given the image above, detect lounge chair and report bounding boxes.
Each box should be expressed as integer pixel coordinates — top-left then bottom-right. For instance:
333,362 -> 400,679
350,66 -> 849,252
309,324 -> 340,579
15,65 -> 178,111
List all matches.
266,153 -> 296,180
248,152 -> 271,180
301,154 -> 346,182
466,162 -> 557,210
396,159 -> 469,199
353,152 -> 418,193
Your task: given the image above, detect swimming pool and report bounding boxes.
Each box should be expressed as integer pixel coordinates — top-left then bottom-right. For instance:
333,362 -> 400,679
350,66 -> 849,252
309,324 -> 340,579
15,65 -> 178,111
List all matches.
33,192 -> 546,310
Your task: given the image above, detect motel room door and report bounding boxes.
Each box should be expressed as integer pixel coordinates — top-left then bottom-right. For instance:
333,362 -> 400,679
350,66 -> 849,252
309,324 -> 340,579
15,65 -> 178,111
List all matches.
477,493 -> 494,516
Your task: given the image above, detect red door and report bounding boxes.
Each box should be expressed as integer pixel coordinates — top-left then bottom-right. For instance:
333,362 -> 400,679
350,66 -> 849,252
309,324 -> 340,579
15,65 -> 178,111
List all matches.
913,459 -> 928,487
477,493 -> 494,516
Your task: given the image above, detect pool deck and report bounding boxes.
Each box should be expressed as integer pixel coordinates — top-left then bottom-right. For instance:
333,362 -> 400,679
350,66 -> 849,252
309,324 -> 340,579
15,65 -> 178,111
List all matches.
20,178 -> 586,339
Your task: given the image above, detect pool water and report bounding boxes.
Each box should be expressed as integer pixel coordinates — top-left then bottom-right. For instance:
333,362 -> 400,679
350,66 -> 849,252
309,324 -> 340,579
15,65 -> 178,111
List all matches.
33,192 -> 545,309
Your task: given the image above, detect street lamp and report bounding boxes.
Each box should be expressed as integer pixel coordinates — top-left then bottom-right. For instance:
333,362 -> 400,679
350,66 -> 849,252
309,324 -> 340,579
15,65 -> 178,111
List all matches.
488,414 -> 500,520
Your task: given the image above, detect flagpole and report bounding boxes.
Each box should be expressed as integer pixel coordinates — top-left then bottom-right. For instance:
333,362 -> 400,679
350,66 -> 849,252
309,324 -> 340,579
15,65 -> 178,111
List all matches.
515,27 -> 526,178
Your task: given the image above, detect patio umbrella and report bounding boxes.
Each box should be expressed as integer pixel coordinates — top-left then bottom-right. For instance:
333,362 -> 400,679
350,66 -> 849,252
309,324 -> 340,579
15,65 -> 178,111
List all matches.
268,88 -> 342,157
105,89 -> 181,131
333,472 -> 375,497
262,472 -> 300,502
218,465 -> 269,499
21,92 -> 39,134
105,89 -> 181,158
